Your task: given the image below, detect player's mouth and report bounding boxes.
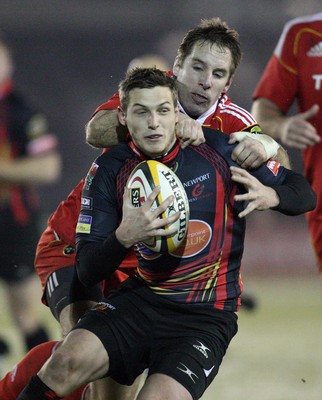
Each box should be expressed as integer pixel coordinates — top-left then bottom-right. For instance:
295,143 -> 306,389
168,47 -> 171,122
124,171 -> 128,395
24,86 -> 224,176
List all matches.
191,92 -> 209,105
146,134 -> 163,141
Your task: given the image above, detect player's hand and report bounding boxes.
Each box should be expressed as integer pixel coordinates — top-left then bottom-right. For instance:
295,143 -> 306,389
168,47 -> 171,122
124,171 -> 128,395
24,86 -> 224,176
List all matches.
229,132 -> 267,169
116,186 -> 180,247
279,104 -> 320,149
175,115 -> 205,148
230,166 -> 280,218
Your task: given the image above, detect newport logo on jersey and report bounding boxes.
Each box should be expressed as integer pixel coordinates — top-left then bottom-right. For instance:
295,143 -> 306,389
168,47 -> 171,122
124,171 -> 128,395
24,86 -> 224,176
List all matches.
81,196 -> 93,210
184,173 -> 212,202
191,183 -> 205,198
183,173 -> 210,188
76,215 -> 92,234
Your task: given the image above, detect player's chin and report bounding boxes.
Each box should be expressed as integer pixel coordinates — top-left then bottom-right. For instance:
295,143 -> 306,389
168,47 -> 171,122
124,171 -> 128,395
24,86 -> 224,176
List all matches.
144,143 -> 167,157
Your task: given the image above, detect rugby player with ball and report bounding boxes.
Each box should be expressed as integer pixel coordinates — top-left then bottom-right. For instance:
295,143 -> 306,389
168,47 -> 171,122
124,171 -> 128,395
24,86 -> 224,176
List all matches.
18,68 -> 316,400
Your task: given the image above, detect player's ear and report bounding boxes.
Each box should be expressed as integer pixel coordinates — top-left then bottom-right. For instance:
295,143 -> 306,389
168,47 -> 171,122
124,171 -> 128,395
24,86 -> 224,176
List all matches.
172,56 -> 180,76
117,106 -> 126,126
222,75 -> 234,94
175,106 -> 179,123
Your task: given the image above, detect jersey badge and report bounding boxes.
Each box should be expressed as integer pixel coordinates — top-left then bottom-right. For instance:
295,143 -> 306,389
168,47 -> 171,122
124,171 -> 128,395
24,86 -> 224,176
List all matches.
63,245 -> 75,255
81,196 -> 93,210
266,160 -> 280,176
84,163 -> 99,190
171,219 -> 212,258
76,215 -> 92,234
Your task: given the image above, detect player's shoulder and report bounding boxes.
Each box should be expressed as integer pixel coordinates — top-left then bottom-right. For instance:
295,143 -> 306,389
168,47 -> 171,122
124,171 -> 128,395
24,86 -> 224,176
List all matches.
217,94 -> 257,125
284,13 -> 322,30
280,13 -> 322,41
97,142 -> 132,165
202,127 -> 230,153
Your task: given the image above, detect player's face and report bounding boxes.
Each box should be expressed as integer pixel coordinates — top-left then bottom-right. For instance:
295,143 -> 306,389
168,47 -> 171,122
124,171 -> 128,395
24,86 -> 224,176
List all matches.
173,41 -> 233,118
118,87 -> 179,158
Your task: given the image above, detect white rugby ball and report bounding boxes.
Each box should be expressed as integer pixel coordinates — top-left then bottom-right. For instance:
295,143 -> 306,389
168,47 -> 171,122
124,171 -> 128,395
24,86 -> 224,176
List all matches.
127,160 -> 189,253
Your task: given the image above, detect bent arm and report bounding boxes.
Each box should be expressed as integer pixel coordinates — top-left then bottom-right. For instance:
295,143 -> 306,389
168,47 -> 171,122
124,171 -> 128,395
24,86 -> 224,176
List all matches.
77,232 -> 129,287
86,109 -> 128,148
251,98 -> 320,150
231,166 -> 316,217
251,98 -> 286,141
0,151 -> 61,185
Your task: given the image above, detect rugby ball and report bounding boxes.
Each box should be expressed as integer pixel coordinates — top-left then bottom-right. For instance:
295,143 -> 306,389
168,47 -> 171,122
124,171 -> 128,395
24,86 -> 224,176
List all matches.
127,160 -> 189,253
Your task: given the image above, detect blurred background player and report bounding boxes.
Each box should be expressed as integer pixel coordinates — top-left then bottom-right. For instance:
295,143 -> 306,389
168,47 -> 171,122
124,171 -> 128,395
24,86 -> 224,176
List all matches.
127,53 -> 170,71
0,34 -> 61,361
251,13 -> 322,273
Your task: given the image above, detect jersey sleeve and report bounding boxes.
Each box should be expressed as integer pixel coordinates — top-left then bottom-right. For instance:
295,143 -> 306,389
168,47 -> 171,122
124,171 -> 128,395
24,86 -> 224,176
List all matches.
252,23 -> 298,112
75,156 -> 129,286
204,129 -> 316,215
91,91 -> 121,117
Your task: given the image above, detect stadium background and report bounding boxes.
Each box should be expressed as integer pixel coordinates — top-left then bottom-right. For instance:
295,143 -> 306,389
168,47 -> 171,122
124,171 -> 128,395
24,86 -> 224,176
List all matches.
0,1 -> 320,399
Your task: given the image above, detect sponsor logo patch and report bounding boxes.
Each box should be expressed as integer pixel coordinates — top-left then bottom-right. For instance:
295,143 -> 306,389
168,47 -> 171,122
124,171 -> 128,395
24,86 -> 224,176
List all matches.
171,220 -> 212,258
266,160 -> 280,176
81,196 -> 92,210
84,162 -> 99,190
63,245 -> 75,255
76,215 -> 92,234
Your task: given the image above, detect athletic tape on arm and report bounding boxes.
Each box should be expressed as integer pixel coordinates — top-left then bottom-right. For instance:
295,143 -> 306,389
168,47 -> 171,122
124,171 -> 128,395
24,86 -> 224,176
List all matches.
233,132 -> 280,159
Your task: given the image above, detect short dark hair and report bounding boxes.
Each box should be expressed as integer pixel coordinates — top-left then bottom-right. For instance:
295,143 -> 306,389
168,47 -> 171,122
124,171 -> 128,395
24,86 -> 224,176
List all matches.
119,67 -> 178,111
176,17 -> 242,77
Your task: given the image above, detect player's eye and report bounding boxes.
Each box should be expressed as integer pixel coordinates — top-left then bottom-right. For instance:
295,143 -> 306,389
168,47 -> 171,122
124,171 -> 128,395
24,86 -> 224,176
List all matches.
135,110 -> 147,116
159,108 -> 170,114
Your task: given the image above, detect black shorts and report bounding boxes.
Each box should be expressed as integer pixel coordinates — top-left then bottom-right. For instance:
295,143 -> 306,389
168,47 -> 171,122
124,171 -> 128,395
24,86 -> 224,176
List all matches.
45,266 -> 103,320
0,208 -> 40,282
75,276 -> 238,400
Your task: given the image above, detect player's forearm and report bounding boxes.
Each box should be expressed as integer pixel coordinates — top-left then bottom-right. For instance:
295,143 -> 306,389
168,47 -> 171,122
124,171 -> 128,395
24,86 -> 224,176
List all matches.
273,170 -> 317,216
274,146 -> 291,169
0,151 -> 61,185
76,232 -> 129,286
86,109 -> 128,148
251,98 -> 287,141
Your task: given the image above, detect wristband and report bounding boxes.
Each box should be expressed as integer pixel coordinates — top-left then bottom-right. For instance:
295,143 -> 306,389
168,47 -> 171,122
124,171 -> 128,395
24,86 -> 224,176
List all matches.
233,132 -> 280,159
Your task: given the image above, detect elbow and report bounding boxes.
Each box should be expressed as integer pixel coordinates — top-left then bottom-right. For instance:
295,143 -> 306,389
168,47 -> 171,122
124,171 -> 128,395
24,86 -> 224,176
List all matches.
85,119 -> 103,148
46,152 -> 62,183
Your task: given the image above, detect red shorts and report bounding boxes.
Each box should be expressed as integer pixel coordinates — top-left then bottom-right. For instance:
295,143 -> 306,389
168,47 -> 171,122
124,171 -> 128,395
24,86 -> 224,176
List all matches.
34,226 -> 76,295
35,225 -> 138,302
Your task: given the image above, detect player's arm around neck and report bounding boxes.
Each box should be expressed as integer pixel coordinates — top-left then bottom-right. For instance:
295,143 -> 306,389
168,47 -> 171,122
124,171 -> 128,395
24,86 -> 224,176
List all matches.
86,109 -> 128,148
